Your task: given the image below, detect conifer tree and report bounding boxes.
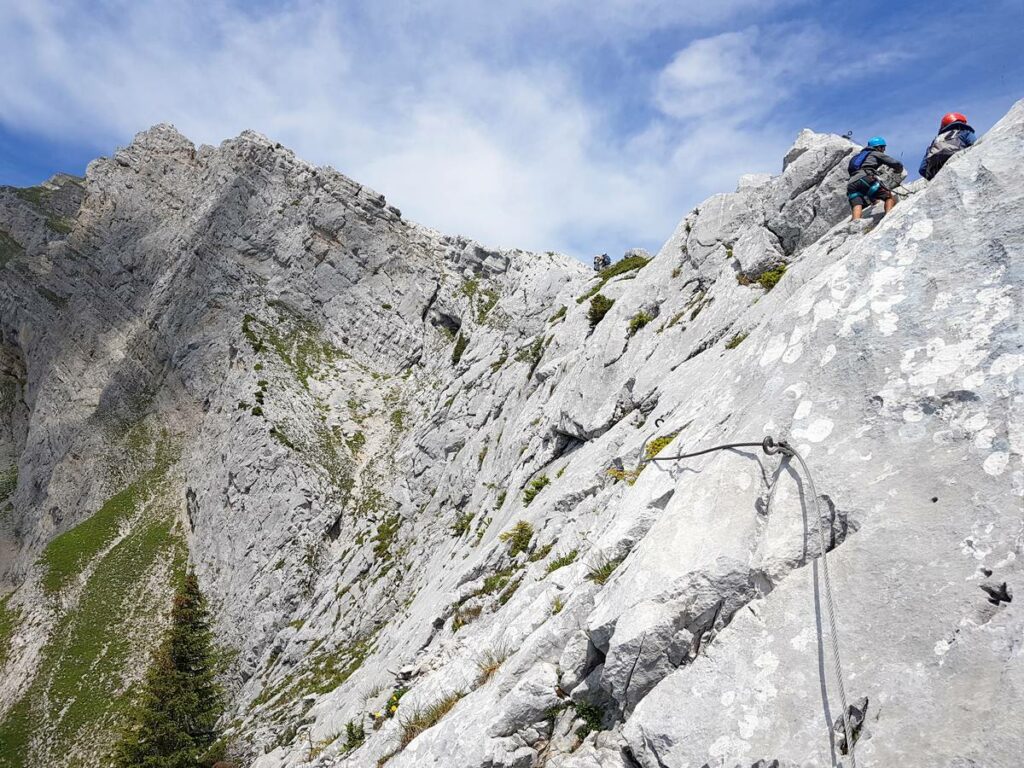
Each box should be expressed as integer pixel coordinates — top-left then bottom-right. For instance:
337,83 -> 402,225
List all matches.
113,570 -> 224,768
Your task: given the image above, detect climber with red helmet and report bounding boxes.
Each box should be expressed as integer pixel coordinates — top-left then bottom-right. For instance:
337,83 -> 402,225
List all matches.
846,136 -> 905,221
919,112 -> 976,180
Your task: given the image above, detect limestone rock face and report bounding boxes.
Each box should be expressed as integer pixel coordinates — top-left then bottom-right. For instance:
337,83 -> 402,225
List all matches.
1,101 -> 1021,768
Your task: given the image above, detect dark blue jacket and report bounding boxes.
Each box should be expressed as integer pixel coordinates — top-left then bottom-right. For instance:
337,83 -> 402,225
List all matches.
919,122 -> 976,178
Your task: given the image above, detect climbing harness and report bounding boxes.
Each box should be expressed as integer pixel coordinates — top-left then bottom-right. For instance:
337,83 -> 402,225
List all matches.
636,429 -> 858,767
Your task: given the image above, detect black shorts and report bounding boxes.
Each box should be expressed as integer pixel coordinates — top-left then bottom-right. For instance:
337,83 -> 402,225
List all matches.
847,176 -> 892,208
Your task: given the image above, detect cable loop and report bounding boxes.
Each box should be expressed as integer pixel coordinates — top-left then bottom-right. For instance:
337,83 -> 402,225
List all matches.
629,430 -> 856,765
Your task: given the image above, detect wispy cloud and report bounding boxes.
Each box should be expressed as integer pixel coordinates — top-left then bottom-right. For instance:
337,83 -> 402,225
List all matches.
1,1 -> 1020,258
654,26 -> 831,124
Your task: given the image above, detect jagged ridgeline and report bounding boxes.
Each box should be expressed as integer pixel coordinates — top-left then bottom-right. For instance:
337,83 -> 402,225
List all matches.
0,100 -> 1021,768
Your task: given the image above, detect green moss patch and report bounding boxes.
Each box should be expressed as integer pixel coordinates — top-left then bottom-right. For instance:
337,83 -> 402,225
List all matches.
0,594 -> 19,669
725,332 -> 749,349
1,510 -> 185,766
0,229 -> 25,267
644,433 -> 678,460
0,468 -> 16,501
737,264 -> 787,291
40,441 -> 176,595
451,333 -> 470,365
372,514 -> 401,560
241,304 -> 347,389
476,288 -> 500,322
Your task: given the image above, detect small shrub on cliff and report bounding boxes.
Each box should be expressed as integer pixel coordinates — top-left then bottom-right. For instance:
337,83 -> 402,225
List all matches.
499,521 -> 534,556
573,700 -> 605,739
452,604 -> 482,632
451,332 -> 469,365
343,719 -> 366,751
737,264 -> 787,291
587,294 -> 614,328
627,310 -> 653,336
606,466 -> 641,485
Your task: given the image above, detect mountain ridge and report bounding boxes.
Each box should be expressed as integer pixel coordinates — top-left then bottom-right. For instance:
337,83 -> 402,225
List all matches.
1,100 -> 1021,767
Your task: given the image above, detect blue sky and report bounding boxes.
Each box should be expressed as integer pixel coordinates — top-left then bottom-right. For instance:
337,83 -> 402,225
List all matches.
1,0 -> 1021,259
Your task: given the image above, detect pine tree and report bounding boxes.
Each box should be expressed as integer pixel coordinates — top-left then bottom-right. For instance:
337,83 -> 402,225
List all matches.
113,570 -> 224,768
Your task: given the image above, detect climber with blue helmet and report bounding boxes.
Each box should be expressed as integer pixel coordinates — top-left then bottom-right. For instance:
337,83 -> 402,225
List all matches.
919,112 -> 976,180
846,136 -> 904,221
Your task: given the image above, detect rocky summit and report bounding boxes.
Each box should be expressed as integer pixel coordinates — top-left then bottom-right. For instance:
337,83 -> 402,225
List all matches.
0,99 -> 1021,768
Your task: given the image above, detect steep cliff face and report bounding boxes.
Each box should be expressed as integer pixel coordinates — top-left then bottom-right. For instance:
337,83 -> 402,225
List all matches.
0,100 -> 1020,768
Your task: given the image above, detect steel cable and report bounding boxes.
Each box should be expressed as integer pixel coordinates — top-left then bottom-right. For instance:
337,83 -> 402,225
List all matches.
638,435 -> 857,766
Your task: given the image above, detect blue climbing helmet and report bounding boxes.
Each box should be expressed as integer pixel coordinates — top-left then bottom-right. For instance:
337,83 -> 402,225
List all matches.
867,136 -> 887,148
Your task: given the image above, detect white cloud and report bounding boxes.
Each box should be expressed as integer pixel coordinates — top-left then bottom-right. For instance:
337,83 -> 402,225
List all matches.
0,2 -> 821,258
655,26 -> 829,125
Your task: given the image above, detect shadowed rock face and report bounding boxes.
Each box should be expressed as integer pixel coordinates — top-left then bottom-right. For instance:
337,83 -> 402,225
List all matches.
0,100 -> 1021,768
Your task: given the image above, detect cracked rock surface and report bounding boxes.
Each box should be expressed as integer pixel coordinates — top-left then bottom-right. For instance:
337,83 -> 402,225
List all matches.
0,100 -> 1021,768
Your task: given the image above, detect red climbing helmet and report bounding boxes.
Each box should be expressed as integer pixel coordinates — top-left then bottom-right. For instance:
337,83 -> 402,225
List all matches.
940,112 -> 968,129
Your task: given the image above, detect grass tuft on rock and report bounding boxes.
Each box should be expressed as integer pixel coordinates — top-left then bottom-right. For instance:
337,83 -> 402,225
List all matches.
476,645 -> 512,684
725,332 -> 748,349
476,567 -> 518,596
522,475 -> 549,506
397,691 -> 465,749
545,549 -> 579,574
586,555 -> 625,585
